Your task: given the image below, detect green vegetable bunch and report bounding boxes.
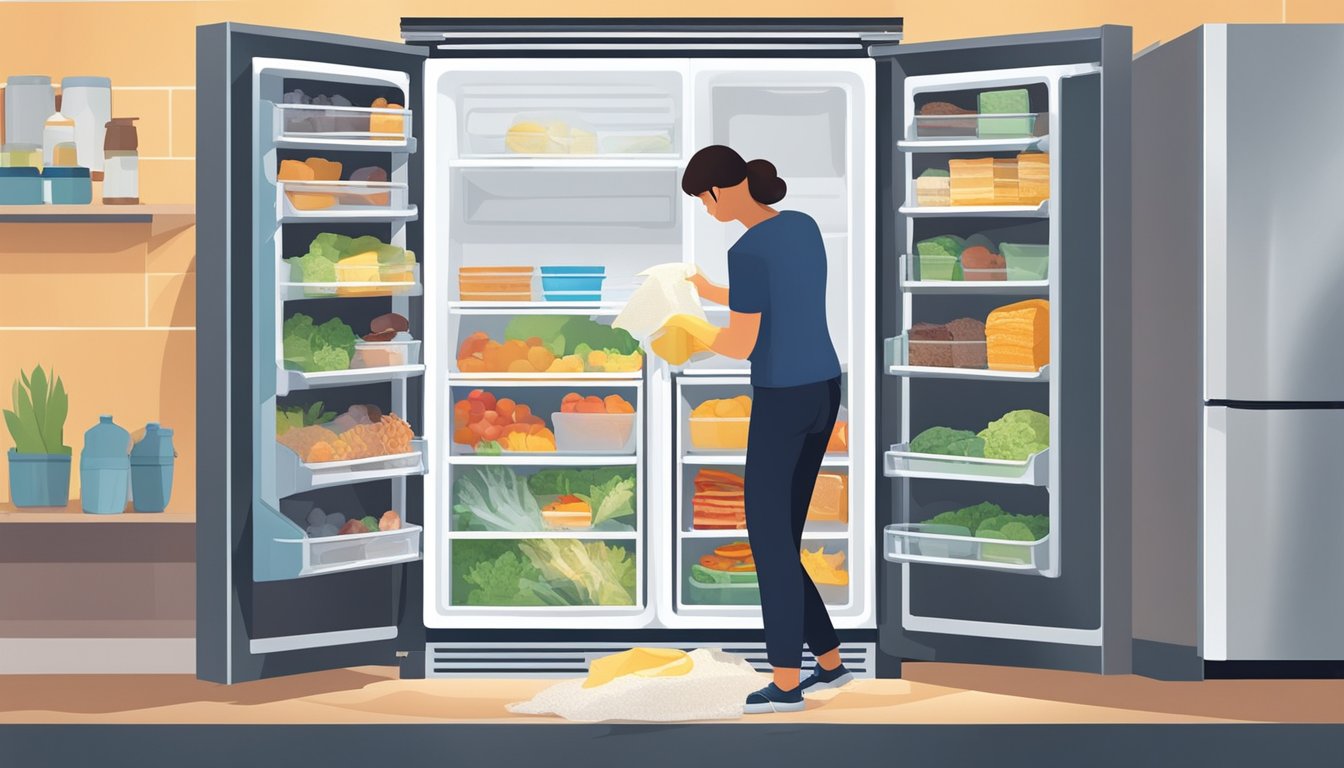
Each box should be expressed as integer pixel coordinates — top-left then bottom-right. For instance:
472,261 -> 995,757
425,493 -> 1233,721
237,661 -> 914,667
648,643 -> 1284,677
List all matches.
927,502 -> 1006,534
276,401 -> 336,436
282,313 -> 358,372
4,365 -> 71,456
976,513 -> 1048,541
452,466 -> 543,532
910,426 -> 984,457
456,539 -> 637,607
978,409 -> 1049,460
286,233 -> 413,285
504,315 -> 640,357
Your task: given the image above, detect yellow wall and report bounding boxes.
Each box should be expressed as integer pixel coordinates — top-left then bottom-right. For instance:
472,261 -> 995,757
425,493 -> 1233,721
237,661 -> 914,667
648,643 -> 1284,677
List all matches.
1,0 -> 1342,513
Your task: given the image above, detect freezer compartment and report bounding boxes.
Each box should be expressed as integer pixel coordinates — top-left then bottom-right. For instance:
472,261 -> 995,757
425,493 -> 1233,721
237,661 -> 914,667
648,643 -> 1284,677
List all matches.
278,180 -> 416,221
440,69 -> 681,158
450,463 -> 637,533
681,464 -> 849,534
679,537 -> 850,608
449,384 -> 640,457
273,102 -> 412,145
885,444 -> 1049,486
451,313 -> 644,378
449,538 -> 639,607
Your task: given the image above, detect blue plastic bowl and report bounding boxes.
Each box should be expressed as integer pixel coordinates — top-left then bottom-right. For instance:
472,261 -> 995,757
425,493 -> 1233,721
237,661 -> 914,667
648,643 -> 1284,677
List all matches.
540,266 -> 605,276
541,274 -> 606,293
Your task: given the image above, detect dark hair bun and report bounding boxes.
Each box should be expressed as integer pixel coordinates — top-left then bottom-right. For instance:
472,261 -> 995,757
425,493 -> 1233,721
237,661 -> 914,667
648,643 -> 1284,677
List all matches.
745,159 -> 787,205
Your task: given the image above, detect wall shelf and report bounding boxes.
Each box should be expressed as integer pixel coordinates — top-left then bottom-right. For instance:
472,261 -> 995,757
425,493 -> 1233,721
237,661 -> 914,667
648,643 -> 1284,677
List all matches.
0,204 -> 195,224
0,500 -> 195,523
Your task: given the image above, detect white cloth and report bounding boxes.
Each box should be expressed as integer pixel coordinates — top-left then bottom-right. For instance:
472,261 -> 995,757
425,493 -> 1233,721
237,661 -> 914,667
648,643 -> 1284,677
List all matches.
506,649 -> 766,722
611,263 -> 707,341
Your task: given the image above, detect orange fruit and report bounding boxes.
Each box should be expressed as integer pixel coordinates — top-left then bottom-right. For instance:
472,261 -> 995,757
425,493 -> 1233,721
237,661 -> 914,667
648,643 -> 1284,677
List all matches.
496,398 -> 516,420
604,395 -> 628,413
562,392 -> 582,404
526,346 -> 555,372
453,427 -> 476,445
508,359 -> 535,373
514,404 -> 533,422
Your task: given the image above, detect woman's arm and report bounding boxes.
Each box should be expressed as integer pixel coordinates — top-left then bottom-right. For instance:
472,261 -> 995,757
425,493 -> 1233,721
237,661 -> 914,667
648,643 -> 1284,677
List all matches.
710,311 -> 761,360
689,272 -> 730,306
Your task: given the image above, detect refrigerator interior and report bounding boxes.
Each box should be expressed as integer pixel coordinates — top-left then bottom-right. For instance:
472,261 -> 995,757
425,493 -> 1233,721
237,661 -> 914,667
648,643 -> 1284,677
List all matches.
424,58 -> 874,632
248,57 -> 428,651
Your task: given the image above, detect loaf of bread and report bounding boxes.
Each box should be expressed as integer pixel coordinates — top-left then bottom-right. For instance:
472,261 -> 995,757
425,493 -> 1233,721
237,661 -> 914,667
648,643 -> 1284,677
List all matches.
1017,152 -> 1050,204
915,168 -> 951,206
986,299 -> 1050,372
950,158 -> 1016,206
945,317 -> 988,368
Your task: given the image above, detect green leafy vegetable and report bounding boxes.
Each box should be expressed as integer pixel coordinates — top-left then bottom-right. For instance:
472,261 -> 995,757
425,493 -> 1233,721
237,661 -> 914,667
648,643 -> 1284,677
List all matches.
475,440 -> 502,456
527,467 -> 633,498
978,409 -> 1049,460
281,313 -> 358,373
910,426 -> 985,457
4,365 -> 71,456
691,564 -> 758,586
582,474 -> 636,528
452,466 -> 544,532
518,539 -> 636,606
275,401 -> 336,436
463,550 -> 548,606
927,502 -> 1006,534
504,315 -> 640,357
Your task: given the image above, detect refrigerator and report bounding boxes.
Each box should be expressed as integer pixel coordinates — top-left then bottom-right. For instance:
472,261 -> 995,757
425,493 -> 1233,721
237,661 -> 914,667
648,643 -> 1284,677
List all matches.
1131,24 -> 1344,680
195,19 -> 1132,684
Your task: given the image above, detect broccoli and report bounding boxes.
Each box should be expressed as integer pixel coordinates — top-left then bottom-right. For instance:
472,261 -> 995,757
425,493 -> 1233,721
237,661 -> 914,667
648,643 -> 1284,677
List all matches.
292,252 -> 337,284
311,345 -> 350,372
911,426 -> 976,455
312,317 -> 358,358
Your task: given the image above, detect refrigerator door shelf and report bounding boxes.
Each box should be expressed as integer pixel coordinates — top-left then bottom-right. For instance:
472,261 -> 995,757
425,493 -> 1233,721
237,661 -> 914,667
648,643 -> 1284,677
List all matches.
885,524 -> 1050,575
899,255 -> 1049,296
272,103 -> 416,152
885,335 -> 1050,383
255,498 -> 422,582
885,444 -> 1048,486
275,439 -> 426,499
899,134 -> 1048,154
279,364 -> 425,396
899,200 -> 1049,218
277,180 -> 417,222
282,264 -> 422,301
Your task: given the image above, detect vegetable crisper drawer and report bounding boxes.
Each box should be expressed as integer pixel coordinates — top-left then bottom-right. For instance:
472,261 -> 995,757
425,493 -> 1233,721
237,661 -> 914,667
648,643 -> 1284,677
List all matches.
274,439 -> 427,499
254,501 -> 422,581
884,523 -> 1050,573
884,444 -> 1049,486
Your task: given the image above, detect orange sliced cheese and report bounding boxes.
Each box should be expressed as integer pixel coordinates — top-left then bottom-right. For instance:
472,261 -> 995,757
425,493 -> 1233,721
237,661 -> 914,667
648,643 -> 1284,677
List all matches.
986,299 -> 1050,372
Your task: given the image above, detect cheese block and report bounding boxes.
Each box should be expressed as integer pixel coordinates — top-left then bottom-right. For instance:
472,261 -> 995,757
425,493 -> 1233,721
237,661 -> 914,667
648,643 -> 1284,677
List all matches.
807,473 -> 849,524
986,299 -> 1050,372
303,157 -> 343,181
949,158 -> 1016,206
915,169 -> 951,207
369,102 -> 404,140
278,159 -> 315,181
1017,152 -> 1050,204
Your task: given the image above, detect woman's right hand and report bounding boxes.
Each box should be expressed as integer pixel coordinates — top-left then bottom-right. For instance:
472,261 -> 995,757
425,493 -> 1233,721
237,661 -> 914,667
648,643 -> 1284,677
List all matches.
687,269 -> 713,294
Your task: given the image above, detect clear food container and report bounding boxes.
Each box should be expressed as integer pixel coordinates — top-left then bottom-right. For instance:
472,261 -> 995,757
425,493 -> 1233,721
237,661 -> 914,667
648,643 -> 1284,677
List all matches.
279,180 -> 412,217
541,266 -> 606,302
885,443 -> 1049,485
503,113 -> 598,155
686,573 -> 762,606
885,523 -> 1047,569
906,338 -> 988,369
912,114 -> 979,138
910,112 -> 1048,140
274,103 -> 412,143
551,412 -> 637,454
1000,243 -> 1049,281
962,267 -> 1008,282
458,266 -> 534,300
689,416 -> 750,453
450,538 -> 638,607
283,262 -> 420,300
351,340 -> 421,369
917,252 -> 961,281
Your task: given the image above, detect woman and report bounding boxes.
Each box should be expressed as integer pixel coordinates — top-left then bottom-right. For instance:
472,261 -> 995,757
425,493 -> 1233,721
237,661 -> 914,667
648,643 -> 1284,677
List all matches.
672,145 -> 854,714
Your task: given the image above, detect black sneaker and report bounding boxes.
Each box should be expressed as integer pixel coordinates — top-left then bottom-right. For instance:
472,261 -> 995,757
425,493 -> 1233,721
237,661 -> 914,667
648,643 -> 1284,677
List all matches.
799,663 -> 854,694
743,683 -> 805,714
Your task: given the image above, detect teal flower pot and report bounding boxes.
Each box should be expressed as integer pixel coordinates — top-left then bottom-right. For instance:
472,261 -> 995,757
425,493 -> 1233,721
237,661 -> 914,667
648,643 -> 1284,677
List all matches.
7,449 -> 72,507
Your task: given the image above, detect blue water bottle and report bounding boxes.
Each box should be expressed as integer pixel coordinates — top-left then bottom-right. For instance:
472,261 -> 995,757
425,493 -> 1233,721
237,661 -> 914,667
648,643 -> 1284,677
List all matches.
80,415 -> 130,514
129,423 -> 175,513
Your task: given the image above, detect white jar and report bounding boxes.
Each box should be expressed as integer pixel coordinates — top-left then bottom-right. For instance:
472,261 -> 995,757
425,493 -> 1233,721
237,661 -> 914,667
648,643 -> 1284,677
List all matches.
60,77 -> 111,178
42,111 -> 76,167
4,76 -> 55,147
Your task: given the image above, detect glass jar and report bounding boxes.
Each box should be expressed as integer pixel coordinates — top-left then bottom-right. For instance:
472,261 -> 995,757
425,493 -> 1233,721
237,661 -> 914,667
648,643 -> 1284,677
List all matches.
4,76 -> 55,147
103,117 -> 139,205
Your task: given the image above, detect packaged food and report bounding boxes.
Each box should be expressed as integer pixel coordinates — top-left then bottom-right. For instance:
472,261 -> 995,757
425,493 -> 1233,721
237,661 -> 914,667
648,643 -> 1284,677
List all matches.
986,299 -> 1050,372
914,168 -> 951,206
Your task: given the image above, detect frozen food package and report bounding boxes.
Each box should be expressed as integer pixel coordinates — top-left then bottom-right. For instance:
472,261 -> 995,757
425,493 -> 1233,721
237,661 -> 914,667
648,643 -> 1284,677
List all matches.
612,263 -> 708,340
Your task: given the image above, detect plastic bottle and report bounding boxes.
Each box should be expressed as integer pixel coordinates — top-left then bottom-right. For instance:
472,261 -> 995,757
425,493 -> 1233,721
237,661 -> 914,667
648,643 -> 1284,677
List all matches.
42,109 -> 76,168
60,77 -> 111,179
80,415 -> 130,514
102,117 -> 139,205
129,423 -> 175,513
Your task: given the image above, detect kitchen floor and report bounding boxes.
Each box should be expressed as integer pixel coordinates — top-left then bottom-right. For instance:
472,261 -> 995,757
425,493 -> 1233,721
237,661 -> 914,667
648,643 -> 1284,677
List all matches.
5,663 -> 1344,724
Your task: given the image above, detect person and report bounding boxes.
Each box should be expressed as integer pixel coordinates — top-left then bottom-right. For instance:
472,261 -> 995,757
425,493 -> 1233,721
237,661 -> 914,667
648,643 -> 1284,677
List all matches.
668,145 -> 854,714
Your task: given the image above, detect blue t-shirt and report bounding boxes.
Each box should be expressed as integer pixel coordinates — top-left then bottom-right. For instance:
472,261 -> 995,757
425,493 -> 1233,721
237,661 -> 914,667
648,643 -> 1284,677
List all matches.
728,210 -> 841,388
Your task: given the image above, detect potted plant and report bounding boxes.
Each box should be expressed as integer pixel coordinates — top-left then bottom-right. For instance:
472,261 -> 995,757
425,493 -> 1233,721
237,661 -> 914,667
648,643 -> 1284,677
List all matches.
4,365 -> 72,507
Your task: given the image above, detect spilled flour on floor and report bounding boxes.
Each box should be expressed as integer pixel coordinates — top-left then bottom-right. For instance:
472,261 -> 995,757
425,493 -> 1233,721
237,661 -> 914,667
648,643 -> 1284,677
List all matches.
506,649 -> 766,722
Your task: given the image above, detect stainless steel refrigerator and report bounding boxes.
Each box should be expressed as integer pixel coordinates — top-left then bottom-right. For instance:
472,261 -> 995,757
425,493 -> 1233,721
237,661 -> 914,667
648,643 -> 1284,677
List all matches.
1132,24 -> 1344,679
195,19 -> 1132,684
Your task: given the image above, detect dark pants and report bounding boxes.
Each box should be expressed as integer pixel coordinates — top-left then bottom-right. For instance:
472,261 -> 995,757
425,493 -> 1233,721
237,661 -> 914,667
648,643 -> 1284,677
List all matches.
744,376 -> 842,669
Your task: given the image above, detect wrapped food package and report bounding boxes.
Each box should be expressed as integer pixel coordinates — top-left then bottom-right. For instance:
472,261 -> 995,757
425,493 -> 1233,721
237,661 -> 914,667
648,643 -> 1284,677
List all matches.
806,473 -> 849,524
949,158 -> 1016,206
986,299 -> 1050,372
945,317 -> 988,368
914,168 -> 951,206
1017,152 -> 1050,204
915,235 -> 964,281
977,88 -> 1033,137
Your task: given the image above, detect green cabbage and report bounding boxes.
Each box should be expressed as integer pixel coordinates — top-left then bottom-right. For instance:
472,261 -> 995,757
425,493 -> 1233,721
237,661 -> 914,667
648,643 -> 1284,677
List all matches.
453,466 -> 543,532
979,409 -> 1050,460
910,426 -> 985,457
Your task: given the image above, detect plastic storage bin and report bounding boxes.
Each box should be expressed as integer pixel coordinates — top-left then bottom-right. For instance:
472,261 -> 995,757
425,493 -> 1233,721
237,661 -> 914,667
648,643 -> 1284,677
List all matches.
686,573 -> 761,606
458,266 -> 533,301
279,180 -> 412,218
962,267 -> 1007,282
917,252 -> 961,281
689,416 -> 750,452
0,167 -> 43,204
551,412 -> 637,454
906,338 -> 988,369
274,103 -> 412,143
351,340 -> 421,369
884,443 -> 1049,485
80,415 -> 130,515
541,266 -> 606,302
1001,243 -> 1049,280
42,166 -> 93,204
332,259 -> 417,297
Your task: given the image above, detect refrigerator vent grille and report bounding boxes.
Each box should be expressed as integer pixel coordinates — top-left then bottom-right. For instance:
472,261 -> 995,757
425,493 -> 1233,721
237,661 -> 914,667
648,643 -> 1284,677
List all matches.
426,642 -> 875,679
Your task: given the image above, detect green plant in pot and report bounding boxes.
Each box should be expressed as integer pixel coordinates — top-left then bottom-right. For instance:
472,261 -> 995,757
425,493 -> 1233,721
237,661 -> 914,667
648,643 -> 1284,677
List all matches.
4,366 -> 72,507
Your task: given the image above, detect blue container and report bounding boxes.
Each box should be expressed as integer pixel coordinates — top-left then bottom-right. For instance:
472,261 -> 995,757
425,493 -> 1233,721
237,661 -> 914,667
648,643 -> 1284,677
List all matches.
7,449 -> 71,507
129,423 -> 175,513
540,267 -> 607,301
80,415 -> 130,515
42,166 -> 93,205
0,167 -> 43,205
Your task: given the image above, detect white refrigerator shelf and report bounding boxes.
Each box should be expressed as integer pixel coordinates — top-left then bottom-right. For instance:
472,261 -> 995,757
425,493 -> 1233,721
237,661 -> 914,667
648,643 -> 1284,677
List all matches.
446,453 -> 639,466
897,135 -> 1049,153
255,502 -> 422,581
898,200 -> 1049,218
280,364 -> 425,395
884,444 -> 1049,486
884,524 -> 1050,574
275,439 -> 426,499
